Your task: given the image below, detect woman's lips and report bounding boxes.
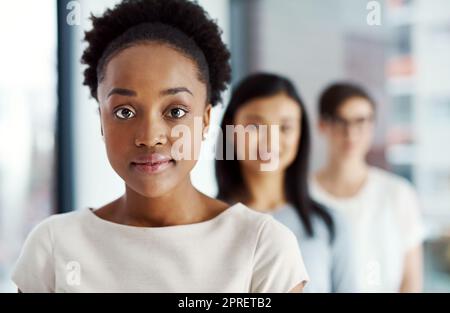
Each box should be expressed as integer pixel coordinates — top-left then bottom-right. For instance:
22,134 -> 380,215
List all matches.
131,153 -> 175,175
131,159 -> 175,175
132,161 -> 173,174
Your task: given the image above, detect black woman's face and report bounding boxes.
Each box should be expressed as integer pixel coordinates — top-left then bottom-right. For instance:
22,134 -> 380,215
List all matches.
97,43 -> 211,198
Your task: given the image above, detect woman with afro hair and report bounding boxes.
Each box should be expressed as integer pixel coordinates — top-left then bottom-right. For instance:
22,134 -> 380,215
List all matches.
11,0 -> 308,293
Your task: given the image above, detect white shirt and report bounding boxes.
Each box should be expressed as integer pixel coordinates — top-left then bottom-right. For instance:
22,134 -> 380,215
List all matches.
310,167 -> 425,292
12,203 -> 308,293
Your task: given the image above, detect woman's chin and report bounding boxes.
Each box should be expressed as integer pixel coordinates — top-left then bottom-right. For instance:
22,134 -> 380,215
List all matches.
128,181 -> 176,198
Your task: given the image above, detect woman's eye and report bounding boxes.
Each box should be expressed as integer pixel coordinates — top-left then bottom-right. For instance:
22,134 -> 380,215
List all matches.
114,108 -> 135,120
281,125 -> 293,132
168,108 -> 187,119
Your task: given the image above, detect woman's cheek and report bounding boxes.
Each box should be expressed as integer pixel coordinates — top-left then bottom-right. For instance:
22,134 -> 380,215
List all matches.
102,124 -> 132,171
243,132 -> 259,161
105,139 -> 128,173
192,127 -> 204,161
170,120 -> 201,161
281,132 -> 299,165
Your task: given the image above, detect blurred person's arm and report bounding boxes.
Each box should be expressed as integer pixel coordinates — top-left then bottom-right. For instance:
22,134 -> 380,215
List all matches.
290,282 -> 305,293
397,179 -> 425,293
399,245 -> 423,293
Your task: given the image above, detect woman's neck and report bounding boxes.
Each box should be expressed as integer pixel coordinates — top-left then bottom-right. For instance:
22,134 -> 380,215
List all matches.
240,168 -> 287,213
107,179 -> 217,227
317,156 -> 369,198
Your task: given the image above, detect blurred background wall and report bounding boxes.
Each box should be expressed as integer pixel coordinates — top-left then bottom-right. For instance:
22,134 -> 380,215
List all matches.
1,0 -> 449,292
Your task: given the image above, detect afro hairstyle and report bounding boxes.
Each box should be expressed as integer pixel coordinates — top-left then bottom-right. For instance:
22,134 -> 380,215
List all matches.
81,0 -> 231,106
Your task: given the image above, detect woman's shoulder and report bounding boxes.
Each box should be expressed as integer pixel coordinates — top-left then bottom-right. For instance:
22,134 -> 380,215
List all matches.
370,167 -> 422,204
229,202 -> 269,219
370,167 -> 414,190
235,204 -> 299,247
25,210 -> 86,241
45,209 -> 86,225
317,204 -> 348,228
229,203 -> 283,228
245,203 -> 309,292
12,210 -> 86,293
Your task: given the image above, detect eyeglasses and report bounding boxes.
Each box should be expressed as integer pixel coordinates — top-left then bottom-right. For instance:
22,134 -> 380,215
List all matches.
328,115 -> 375,132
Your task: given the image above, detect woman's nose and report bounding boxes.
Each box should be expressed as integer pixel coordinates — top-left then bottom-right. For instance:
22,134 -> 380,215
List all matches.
134,118 -> 169,147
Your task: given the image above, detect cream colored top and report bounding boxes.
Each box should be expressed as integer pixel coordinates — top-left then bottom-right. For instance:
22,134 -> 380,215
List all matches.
12,203 -> 309,293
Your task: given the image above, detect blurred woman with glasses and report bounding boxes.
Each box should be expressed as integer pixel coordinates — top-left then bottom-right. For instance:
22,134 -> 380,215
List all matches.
310,82 -> 425,292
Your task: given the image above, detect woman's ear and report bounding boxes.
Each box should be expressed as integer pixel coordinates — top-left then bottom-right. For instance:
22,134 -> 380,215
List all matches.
318,118 -> 327,135
202,104 -> 212,140
100,124 -> 105,142
98,107 -> 105,140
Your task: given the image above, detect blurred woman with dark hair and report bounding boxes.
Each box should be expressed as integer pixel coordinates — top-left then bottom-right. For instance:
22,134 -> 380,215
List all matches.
216,73 -> 357,292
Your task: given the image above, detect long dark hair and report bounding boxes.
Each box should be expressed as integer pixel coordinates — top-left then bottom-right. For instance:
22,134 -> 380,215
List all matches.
215,73 -> 335,241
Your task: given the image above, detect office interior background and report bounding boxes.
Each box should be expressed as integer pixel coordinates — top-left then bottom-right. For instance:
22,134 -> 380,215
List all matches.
1,0 -> 450,292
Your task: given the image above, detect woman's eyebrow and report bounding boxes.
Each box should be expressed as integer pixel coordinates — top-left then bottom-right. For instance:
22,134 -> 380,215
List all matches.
160,87 -> 194,97
107,88 -> 137,98
244,114 -> 265,122
280,117 -> 299,123
106,87 -> 193,99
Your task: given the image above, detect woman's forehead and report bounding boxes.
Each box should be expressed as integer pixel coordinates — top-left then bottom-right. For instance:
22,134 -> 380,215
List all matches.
237,94 -> 302,121
337,97 -> 374,118
99,44 -> 205,99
